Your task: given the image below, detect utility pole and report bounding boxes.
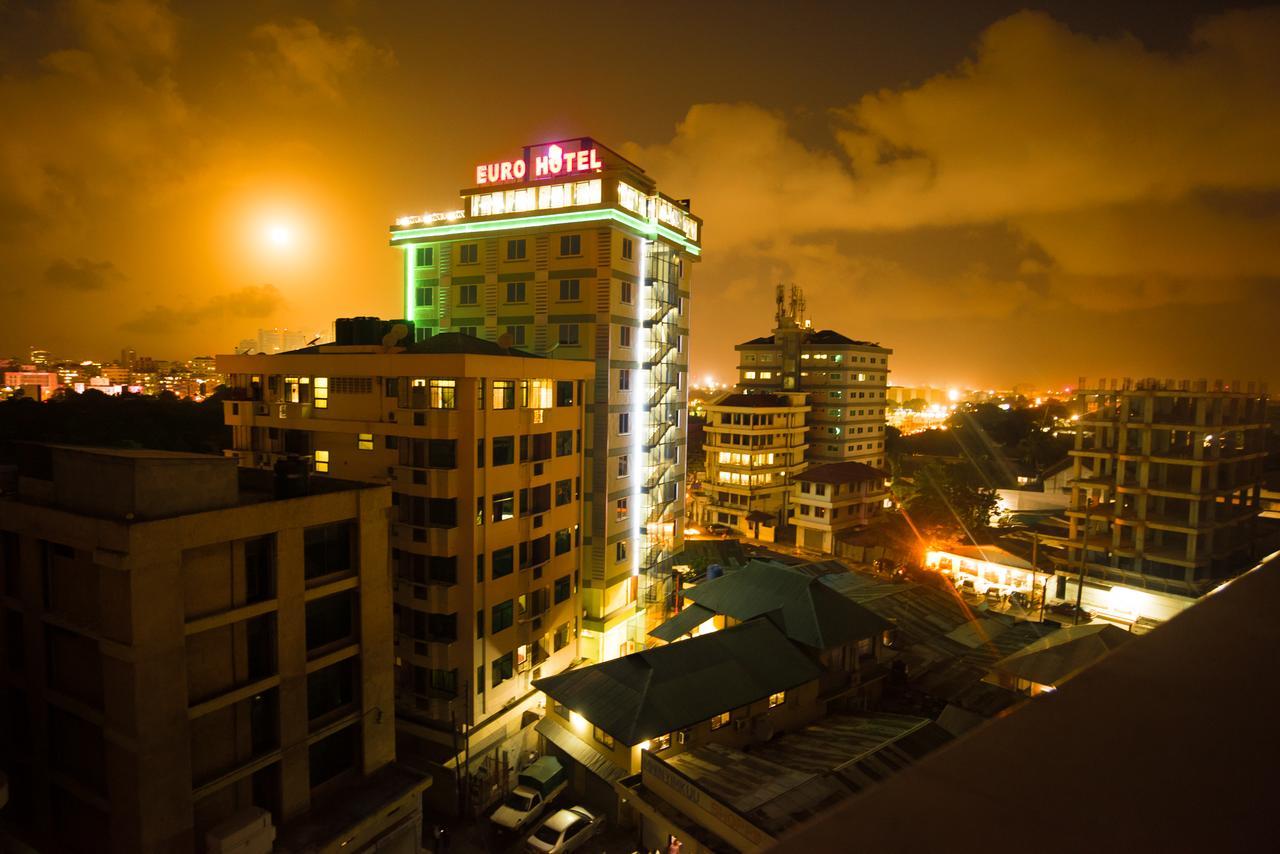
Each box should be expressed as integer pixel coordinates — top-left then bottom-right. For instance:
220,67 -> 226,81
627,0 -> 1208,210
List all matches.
1074,498 -> 1090,626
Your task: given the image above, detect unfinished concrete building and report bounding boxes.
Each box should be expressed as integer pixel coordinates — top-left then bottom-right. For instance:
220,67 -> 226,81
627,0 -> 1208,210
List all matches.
1050,378 -> 1269,624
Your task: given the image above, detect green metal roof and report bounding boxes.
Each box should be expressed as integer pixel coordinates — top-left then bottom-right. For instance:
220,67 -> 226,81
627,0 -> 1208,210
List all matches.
683,559 -> 891,651
534,618 -> 822,746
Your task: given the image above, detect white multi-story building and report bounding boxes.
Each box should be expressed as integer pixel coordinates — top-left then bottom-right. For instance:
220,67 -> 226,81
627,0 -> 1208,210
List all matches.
389,138 -> 702,660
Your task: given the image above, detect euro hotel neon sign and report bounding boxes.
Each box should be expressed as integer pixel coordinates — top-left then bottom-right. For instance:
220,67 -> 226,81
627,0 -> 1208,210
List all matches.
475,143 -> 603,186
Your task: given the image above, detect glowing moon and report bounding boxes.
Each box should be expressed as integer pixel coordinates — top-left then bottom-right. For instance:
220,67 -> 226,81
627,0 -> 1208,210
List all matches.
265,222 -> 294,248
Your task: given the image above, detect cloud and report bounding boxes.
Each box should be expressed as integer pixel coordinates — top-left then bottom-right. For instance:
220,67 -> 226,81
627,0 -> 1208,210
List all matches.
249,18 -> 393,102
44,257 -> 126,291
122,283 -> 283,333
623,7 -> 1280,324
0,0 -> 187,233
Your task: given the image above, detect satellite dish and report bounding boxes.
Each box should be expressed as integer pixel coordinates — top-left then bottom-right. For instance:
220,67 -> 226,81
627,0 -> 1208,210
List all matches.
381,323 -> 410,348
497,332 -> 514,349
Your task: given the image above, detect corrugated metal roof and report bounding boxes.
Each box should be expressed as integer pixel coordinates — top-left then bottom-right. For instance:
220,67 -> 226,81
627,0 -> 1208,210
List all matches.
534,618 -> 822,746
649,603 -> 717,642
990,623 -> 1134,686
684,559 -> 890,650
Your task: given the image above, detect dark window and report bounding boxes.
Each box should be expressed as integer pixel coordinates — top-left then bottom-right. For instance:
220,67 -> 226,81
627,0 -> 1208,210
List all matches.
492,600 -> 514,634
531,433 -> 552,461
557,324 -> 579,346
6,608 -> 24,672
525,535 -> 551,568
622,237 -> 633,260
1,532 -> 19,596
559,234 -> 581,256
554,528 -> 572,556
558,279 -> 580,300
305,591 -> 357,652
303,523 -> 354,580
307,658 -> 356,722
477,438 -> 485,467
309,725 -> 358,788
427,439 -> 457,468
458,284 -> 478,305
427,498 -> 457,528
459,243 -> 478,264
492,436 -> 515,466
555,479 -> 572,506
492,546 -> 514,579
493,493 -> 515,523
492,651 -> 514,687
476,609 -> 484,639
554,575 -> 571,604
556,431 -> 573,456
506,239 -> 526,260
556,381 -> 573,407
506,281 -> 526,302
415,247 -> 434,267
428,555 -> 457,584
530,484 -> 551,515
244,535 -> 275,602
415,286 -> 433,307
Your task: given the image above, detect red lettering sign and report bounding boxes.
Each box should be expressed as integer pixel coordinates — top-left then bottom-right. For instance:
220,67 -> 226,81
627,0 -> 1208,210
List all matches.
475,142 -> 602,186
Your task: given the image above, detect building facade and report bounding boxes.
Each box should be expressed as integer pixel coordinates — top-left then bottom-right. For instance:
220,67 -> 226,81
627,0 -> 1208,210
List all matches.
791,462 -> 892,554
217,330 -> 593,813
700,392 -> 809,539
735,287 -> 891,469
0,446 -> 426,854
389,138 -> 702,661
1046,377 -> 1270,624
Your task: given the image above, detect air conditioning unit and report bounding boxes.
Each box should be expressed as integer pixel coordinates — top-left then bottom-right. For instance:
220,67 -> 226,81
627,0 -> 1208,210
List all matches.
204,807 -> 275,854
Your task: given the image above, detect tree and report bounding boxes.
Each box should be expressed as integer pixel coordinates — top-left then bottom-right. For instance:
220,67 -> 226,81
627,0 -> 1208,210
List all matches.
895,460 -> 999,545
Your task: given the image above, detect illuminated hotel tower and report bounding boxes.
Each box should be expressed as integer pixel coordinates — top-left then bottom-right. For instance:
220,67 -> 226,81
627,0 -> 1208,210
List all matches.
390,139 -> 702,660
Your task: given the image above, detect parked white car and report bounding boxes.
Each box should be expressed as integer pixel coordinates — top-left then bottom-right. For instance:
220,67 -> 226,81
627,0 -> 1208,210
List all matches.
525,806 -> 600,853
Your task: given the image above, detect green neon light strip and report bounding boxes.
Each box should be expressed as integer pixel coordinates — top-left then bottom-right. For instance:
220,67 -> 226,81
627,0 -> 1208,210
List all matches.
404,245 -> 415,316
389,207 -> 702,256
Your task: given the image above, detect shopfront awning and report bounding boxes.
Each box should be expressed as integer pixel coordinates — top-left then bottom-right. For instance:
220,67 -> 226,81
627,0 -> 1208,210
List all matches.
534,716 -> 628,785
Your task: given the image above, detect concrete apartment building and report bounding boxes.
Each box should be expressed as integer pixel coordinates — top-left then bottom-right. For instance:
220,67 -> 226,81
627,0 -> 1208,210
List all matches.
0,445 -> 426,854
389,137 -> 702,660
700,391 -> 809,540
791,461 -> 892,554
1046,377 -> 1270,624
217,325 -> 593,813
735,286 -> 891,469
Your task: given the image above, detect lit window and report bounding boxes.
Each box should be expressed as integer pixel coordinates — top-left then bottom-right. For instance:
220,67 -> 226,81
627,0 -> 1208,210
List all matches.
313,377 -> 328,409
745,371 -> 757,380
651,732 -> 670,751
616,498 -> 629,521
527,379 -> 554,409
768,691 -> 785,708
492,380 -> 515,409
709,711 -> 730,730
429,379 -> 456,409
314,450 -> 329,472
593,726 -> 614,750
357,433 -> 374,451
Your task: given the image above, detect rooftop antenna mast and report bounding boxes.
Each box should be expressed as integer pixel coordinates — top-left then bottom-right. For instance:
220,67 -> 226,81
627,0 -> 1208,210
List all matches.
775,283 -> 786,326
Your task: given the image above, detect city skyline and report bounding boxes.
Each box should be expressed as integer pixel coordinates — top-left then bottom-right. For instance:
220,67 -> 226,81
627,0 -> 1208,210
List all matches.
3,1 -> 1278,388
